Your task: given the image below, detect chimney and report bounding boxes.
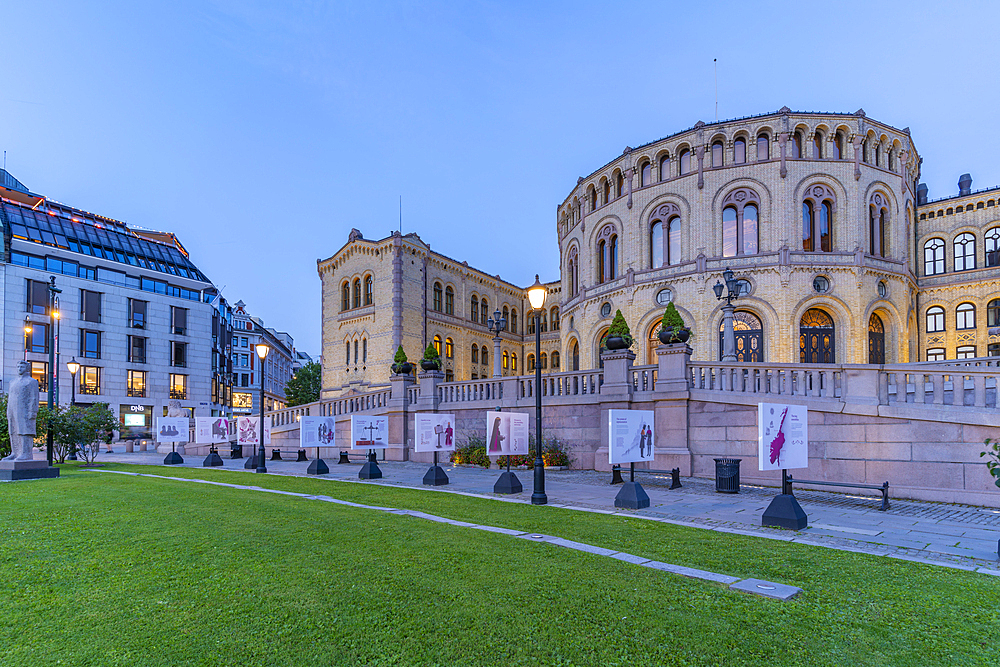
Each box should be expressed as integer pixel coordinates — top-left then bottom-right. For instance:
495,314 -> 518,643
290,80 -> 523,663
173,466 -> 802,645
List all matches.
916,183 -> 928,205
959,173 -> 972,196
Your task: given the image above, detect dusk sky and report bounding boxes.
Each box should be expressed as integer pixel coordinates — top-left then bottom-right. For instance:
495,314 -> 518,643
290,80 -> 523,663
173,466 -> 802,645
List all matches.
4,1 -> 999,354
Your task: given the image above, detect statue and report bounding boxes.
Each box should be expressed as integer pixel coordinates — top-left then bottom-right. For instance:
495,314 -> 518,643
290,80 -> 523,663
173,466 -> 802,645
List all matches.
166,400 -> 184,417
4,361 -> 39,462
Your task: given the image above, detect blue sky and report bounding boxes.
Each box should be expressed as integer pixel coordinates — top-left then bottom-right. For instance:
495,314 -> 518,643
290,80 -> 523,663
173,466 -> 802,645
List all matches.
3,1 -> 999,354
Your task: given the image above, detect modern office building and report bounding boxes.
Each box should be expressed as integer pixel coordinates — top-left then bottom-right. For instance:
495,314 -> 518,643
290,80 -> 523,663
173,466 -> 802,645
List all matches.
230,300 -> 294,415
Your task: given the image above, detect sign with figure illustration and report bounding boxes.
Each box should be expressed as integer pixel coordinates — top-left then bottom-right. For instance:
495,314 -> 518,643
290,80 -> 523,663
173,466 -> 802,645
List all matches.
351,415 -> 389,449
155,417 -> 189,443
237,416 -> 271,446
485,411 -> 529,456
608,409 -> 655,464
757,402 -> 808,471
195,416 -> 230,444
415,413 -> 456,453
300,416 -> 337,448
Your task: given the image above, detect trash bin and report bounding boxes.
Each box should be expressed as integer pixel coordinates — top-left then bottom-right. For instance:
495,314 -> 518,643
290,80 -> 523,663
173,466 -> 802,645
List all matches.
230,444 -> 243,459
714,458 -> 741,493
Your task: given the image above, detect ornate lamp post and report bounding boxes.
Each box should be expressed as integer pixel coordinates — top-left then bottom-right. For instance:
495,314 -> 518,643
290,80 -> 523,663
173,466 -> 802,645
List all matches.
527,275 -> 548,505
66,358 -> 80,461
486,308 -> 506,378
23,317 -> 32,361
713,267 -> 740,362
254,342 -> 270,473
45,276 -> 62,467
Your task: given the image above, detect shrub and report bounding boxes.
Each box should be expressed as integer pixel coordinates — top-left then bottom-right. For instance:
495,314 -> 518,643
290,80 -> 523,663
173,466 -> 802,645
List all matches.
450,435 -> 489,468
393,346 -> 408,364
982,438 -> 1000,489
421,344 -> 441,370
606,309 -> 633,347
497,435 -> 572,468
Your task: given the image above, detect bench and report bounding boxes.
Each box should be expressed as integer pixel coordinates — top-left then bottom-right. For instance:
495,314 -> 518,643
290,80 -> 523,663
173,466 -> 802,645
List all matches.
786,475 -> 890,511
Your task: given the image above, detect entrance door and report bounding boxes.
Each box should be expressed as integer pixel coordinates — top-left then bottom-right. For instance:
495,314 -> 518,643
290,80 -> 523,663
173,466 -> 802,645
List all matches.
800,308 -> 835,363
719,311 -> 763,362
868,313 -> 885,364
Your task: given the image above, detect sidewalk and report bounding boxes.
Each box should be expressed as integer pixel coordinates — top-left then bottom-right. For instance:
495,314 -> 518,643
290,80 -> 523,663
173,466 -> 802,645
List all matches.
88,447 -> 1000,574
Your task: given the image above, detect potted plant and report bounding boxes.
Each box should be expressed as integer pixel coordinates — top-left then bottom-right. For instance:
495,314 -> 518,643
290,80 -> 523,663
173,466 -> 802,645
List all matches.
658,302 -> 691,344
391,345 -> 412,375
420,344 -> 441,371
603,309 -> 633,350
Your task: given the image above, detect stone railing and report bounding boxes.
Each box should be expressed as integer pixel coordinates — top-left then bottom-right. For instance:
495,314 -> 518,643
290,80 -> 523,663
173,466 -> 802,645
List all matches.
882,364 -> 998,409
269,385 -> 392,429
689,362 -> 844,400
631,365 -> 658,393
517,369 -> 602,400
439,378 -> 505,404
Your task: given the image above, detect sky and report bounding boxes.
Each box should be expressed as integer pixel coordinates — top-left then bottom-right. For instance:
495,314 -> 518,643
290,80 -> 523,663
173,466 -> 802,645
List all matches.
3,0 -> 999,354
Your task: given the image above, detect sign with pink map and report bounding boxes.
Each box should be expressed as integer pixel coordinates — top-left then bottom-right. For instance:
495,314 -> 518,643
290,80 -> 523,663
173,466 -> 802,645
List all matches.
757,403 -> 808,471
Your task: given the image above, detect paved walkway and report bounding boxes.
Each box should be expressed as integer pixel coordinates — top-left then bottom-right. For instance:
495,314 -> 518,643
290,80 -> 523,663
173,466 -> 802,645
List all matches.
86,447 -> 1000,575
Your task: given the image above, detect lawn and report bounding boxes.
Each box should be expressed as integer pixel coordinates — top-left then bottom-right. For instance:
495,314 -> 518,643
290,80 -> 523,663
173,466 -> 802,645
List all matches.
1,463 -> 997,666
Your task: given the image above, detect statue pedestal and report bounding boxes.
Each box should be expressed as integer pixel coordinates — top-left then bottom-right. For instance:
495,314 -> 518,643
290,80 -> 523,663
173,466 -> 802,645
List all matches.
0,459 -> 60,481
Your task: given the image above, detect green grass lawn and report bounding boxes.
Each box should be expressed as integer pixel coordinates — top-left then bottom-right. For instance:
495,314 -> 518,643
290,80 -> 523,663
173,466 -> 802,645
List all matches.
1,463 -> 997,667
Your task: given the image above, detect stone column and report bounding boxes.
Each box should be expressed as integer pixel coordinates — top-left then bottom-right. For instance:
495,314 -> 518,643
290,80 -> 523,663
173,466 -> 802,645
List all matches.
653,343 -> 693,475
626,167 -> 634,209
386,373 -> 415,461
852,135 -> 863,181
596,348 -> 635,471
492,336 -> 502,378
778,132 -> 788,178
721,303 -> 736,362
696,146 -> 705,189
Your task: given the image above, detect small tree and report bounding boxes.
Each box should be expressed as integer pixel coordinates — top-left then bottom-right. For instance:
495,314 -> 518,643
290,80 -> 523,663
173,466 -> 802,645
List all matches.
659,302 -> 690,341
284,361 -> 321,406
0,394 -> 10,458
393,346 -> 408,365
606,309 -> 633,347
76,403 -> 117,464
422,344 -> 441,369
982,438 -> 1000,489
33,404 -> 63,460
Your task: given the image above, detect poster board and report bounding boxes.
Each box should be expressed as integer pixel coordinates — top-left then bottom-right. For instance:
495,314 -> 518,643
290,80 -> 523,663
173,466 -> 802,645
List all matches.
350,415 -> 389,449
155,417 -> 189,443
485,411 -> 529,456
300,416 -> 337,448
757,403 -> 808,471
608,409 -> 655,464
415,413 -> 456,453
195,416 -> 230,444
237,416 -> 272,446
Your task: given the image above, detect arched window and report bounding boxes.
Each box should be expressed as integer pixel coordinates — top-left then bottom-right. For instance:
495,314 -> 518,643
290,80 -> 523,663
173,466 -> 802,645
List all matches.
873,141 -> 881,167
364,276 -> 373,305
956,303 -> 976,330
353,279 -> 362,308
640,161 -> 651,186
527,354 -> 535,371
679,148 -> 691,175
888,150 -> 896,172
433,335 -> 442,356
791,131 -> 802,158
572,340 -> 580,371
341,282 -> 350,311
987,299 -> 1000,327
659,154 -> 670,181
527,316 -> 535,335
502,306 -> 509,328
721,189 -> 760,257
757,133 -> 769,160
924,239 -> 945,275
511,309 -> 518,334
540,352 -> 547,369
868,313 -> 885,364
734,138 -> 746,164
445,337 -> 454,358
802,185 -> 834,252
540,312 -> 548,333
445,287 -> 454,315
832,132 -> 843,159
711,141 -> 724,167
551,351 -> 560,369
503,350 -> 509,370
616,172 -> 625,198
649,202 -> 681,268
986,227 -> 1000,267
362,338 -> 367,363
480,299 -> 488,325
602,179 -> 610,205
345,341 -> 350,365
551,307 -> 560,331
596,225 -> 618,283
954,233 -> 976,271
471,296 -> 479,322
799,308 -> 835,363
719,311 -> 763,362
481,347 -> 488,367
926,306 -> 945,333
588,185 -> 597,212
869,194 -> 888,257
566,246 -> 579,297
433,282 -> 443,311
812,133 -> 822,159
471,344 -> 479,364
354,340 -> 358,365
511,354 -> 517,372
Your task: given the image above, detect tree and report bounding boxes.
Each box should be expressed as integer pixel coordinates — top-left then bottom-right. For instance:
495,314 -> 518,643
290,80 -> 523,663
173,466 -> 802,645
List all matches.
284,362 -> 321,407
74,403 -> 117,464
0,394 -> 9,458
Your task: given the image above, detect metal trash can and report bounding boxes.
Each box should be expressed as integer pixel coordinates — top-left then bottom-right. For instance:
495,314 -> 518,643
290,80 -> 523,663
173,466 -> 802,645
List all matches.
714,458 -> 741,494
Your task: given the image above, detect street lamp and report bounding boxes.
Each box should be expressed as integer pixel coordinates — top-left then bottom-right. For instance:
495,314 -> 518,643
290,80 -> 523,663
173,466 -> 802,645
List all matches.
713,267 -> 740,362
486,308 -> 506,378
527,275 -> 548,505
23,317 -> 32,361
66,358 -> 80,461
254,342 -> 270,473
46,276 -> 62,467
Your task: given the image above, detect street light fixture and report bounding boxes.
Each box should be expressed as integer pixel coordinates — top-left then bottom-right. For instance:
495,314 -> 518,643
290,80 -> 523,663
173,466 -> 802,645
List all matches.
486,308 -> 506,378
254,342 -> 270,473
46,276 -> 62,467
66,358 -> 80,461
713,267 -> 741,362
527,275 -> 548,506
23,317 -> 32,361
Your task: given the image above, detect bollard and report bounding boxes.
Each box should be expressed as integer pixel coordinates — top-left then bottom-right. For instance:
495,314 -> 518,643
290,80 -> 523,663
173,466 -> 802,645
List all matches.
338,451 -> 350,464
669,467 -> 683,490
271,449 -> 282,461
610,465 -> 624,485
296,450 -> 308,462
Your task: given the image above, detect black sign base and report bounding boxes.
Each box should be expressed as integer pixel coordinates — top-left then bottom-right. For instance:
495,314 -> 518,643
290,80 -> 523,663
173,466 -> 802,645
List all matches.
307,458 -> 329,475
163,451 -> 184,465
493,470 -> 523,494
244,455 -> 258,469
614,481 -> 650,509
761,494 -> 808,530
359,461 -> 382,479
422,465 -> 449,486
203,451 -> 224,467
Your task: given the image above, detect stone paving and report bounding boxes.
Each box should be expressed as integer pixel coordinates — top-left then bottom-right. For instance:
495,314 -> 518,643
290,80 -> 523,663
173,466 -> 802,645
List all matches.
85,446 -> 1000,575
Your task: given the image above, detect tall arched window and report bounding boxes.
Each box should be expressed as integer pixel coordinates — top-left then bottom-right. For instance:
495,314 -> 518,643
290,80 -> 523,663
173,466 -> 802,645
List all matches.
954,233 -> 976,271
445,337 -> 454,358
869,194 -> 888,257
566,245 -> 579,297
471,344 -> 479,364
721,188 -> 760,257
511,354 -> 517,372
471,296 -> 479,322
602,179 -> 610,205
799,308 -> 835,363
868,313 -> 885,364
511,309 -> 518,334
679,148 -> 691,175
502,306 -> 509,327
987,299 -> 1000,327
433,335 -> 442,356
540,352 -> 547,370
481,347 -> 488,367
433,282 -> 442,311
659,154 -> 670,181
791,131 -> 802,158
873,141 -> 881,167
551,351 -> 560,369
540,312 -> 548,333
480,299 -> 488,325
503,350 -> 509,370
353,279 -> 362,308
616,172 -> 625,198
445,286 -> 454,315
640,161 -> 651,186
832,132 -> 844,159
572,340 -> 580,371
527,316 -> 535,335
756,133 -> 769,160
956,303 -> 976,330
649,202 -> 681,267
734,138 -> 746,164
364,276 -> 373,305
345,341 -> 350,365
588,185 -> 597,212
362,338 -> 367,363
986,227 -> 1000,267
527,354 -> 535,371
712,141 -> 724,167
596,225 -> 618,283
925,306 -> 945,333
354,340 -> 358,365
341,282 -> 350,311
924,239 -> 945,275
551,307 -> 559,331
802,185 -> 834,252
811,132 -> 822,159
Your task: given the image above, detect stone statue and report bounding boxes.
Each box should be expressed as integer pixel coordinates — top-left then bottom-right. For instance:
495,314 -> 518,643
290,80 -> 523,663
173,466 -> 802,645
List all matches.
4,361 -> 39,461
166,400 -> 184,417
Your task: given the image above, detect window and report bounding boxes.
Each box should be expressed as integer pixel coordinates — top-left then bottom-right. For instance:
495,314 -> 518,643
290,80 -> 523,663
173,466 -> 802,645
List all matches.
527,354 -> 535,371
445,286 -> 454,315
171,341 -> 187,368
364,276 -> 373,305
81,290 -> 102,323
241,337 -> 248,347
81,330 -> 101,359
721,189 -> 760,257
791,131 -> 802,158
353,279 -> 361,308
129,298 -> 147,329
241,373 -> 249,387
812,133 -> 822,159
241,353 -> 249,367
572,341 -> 580,370
433,335 -> 442,356
445,338 -> 454,359
659,155 -> 670,181
601,302 -> 612,318
926,306 -> 945,333
527,316 -> 535,335
127,370 -> 146,398
640,161 -> 651,186
869,194 -> 888,257
924,239 -> 945,275
734,138 -> 746,164
471,296 -> 479,322
990,343 -> 1000,357
471,344 -> 479,364
588,185 -> 597,211
342,282 -> 350,311
445,370 -> 454,382
596,225 -> 619,284
566,246 -> 579,298
802,186 -> 834,252
480,299 -> 488,325
987,227 -> 1000,267
711,141 -> 723,167
832,132 -> 843,159
616,172 -> 625,198
756,134 -> 769,160
354,340 -> 358,364
503,351 -> 509,370
511,354 -> 517,372
171,306 -> 188,335
27,279 -> 49,315
926,348 -> 945,362
957,345 -> 977,359
25,323 -> 49,354
30,361 -> 48,392
540,353 -> 548,369
954,233 -> 976,271
481,348 -> 488,367
988,299 -> 1000,327
170,374 -> 188,400
128,335 -> 147,363
956,303 -> 976,330
362,338 -> 367,363
679,149 -> 691,175
432,283 -> 442,311
80,366 -> 101,395
649,202 -> 681,267
511,309 -> 518,334
551,351 -> 560,369
551,307 -> 560,331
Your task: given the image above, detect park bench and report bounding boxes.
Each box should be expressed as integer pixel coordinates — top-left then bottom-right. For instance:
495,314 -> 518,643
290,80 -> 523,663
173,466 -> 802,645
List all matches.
785,475 -> 890,511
